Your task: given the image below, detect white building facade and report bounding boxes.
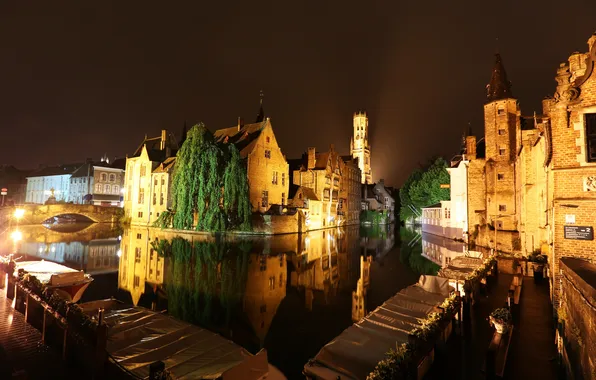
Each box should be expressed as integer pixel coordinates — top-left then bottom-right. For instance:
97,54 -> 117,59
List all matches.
25,167 -> 75,204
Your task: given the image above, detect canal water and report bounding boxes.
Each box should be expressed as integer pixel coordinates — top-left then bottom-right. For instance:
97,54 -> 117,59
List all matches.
2,222 -> 469,379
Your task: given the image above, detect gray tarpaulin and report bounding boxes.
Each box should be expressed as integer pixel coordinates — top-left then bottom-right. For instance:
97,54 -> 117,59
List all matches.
96,304 -> 266,380
304,276 -> 453,380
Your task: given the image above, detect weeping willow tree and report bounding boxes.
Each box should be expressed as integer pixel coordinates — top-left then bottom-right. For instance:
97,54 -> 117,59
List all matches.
223,144 -> 251,231
164,123 -> 251,232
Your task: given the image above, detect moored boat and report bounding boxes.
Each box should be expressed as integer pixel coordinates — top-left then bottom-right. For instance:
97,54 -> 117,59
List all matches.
15,260 -> 93,302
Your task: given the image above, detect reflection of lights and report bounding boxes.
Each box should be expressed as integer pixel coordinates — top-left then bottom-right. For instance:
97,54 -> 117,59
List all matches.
51,246 -> 56,253
121,188 -> 126,194
14,208 -> 25,219
11,230 -> 22,242
118,235 -> 122,241
117,249 -> 122,258
39,247 -> 43,253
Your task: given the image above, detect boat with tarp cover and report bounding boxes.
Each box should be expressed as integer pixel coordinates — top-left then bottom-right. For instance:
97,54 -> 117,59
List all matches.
14,259 -> 93,303
79,299 -> 287,380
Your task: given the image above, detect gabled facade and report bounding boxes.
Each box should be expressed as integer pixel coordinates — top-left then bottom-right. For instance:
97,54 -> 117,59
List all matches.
123,130 -> 178,225
70,160 -> 125,206
214,118 -> 289,213
25,164 -> 81,204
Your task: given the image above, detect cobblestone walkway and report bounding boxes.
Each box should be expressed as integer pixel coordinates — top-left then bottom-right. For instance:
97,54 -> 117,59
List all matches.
0,288 -> 73,379
426,273 -> 560,380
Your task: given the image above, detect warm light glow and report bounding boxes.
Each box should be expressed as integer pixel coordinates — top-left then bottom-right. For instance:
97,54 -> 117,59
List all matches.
14,208 -> 25,219
121,188 -> 126,194
117,249 -> 122,258
11,230 -> 22,242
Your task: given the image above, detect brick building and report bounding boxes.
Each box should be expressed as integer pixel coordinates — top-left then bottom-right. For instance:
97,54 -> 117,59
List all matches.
350,111 -> 372,184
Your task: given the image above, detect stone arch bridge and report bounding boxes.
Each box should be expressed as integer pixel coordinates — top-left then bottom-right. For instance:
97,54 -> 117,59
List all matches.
1,204 -> 123,225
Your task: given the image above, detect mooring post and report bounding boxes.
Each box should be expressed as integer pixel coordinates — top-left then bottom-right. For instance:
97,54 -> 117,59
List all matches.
93,308 -> 107,379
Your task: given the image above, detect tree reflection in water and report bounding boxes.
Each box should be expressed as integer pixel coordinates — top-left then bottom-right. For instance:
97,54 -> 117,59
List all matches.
399,227 -> 441,275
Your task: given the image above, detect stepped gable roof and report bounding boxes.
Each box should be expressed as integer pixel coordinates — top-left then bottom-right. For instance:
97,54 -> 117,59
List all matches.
214,120 -> 267,159
486,53 -> 513,102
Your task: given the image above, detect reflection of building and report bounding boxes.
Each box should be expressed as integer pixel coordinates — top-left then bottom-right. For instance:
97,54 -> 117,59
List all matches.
341,157 -> 362,225
70,159 -> 125,206
25,164 -> 81,204
361,225 -> 395,259
351,255 -> 371,322
18,238 -> 120,275
350,111 -> 372,184
119,227 -> 165,305
243,254 -> 287,344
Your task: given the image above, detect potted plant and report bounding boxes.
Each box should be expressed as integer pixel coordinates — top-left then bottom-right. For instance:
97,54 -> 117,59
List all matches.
529,252 -> 547,280
489,308 -> 512,334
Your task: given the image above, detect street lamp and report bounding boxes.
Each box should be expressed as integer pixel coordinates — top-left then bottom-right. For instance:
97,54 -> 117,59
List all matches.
14,208 -> 25,220
11,230 -> 22,242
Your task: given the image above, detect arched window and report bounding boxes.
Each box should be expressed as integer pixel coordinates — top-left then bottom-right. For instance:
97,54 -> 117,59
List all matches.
113,185 -> 119,194
104,184 -> 111,193
101,173 -> 107,181
95,183 -> 102,193
109,174 -> 116,182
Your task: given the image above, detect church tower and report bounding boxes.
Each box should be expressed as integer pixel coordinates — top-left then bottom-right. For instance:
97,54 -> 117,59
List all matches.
350,111 -> 372,184
484,54 -> 520,231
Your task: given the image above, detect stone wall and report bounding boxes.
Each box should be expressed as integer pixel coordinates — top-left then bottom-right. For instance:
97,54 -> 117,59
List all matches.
5,204 -> 123,225
558,258 -> 596,380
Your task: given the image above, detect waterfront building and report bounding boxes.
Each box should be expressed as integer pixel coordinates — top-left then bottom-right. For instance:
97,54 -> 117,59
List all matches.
350,111 -> 372,184
214,117 -> 289,213
25,163 -> 81,204
361,180 -> 395,223
70,159 -> 125,206
291,145 -> 346,228
288,184 -> 323,230
341,156 -> 362,225
123,130 -> 178,226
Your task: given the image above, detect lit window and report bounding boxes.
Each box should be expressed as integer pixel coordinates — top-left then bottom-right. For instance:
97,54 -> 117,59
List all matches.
261,191 -> 268,208
586,113 -> 596,162
104,184 -> 111,193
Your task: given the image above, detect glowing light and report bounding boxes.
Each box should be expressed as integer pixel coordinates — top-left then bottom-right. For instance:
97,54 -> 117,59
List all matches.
51,246 -> 56,253
121,188 -> 126,194
117,249 -> 122,258
14,208 -> 25,219
11,230 -> 22,242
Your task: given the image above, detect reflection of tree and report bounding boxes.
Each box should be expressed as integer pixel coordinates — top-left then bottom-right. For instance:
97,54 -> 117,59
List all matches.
158,237 -> 251,329
399,228 -> 440,275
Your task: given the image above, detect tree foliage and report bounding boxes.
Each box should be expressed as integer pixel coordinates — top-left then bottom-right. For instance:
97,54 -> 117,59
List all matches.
164,123 -> 251,232
399,157 -> 450,223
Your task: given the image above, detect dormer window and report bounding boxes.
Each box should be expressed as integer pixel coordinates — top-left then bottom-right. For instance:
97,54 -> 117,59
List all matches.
266,136 -> 270,143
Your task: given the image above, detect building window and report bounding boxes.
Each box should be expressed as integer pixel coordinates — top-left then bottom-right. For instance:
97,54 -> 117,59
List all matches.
496,220 -> 503,229
272,171 -> 278,185
281,173 -> 285,186
153,193 -> 156,205
109,174 -> 116,182
279,273 -> 283,287
113,185 -> 119,194
161,177 -> 165,185
160,192 -> 164,205
154,178 -> 158,186
499,146 -> 506,155
136,233 -> 142,239
586,113 -> 596,162
265,150 -> 271,159
104,184 -> 111,193
498,129 -> 506,135
266,136 -> 270,143
101,173 -> 107,181
134,247 -> 141,263
140,164 -> 146,177
261,191 -> 268,208
282,193 -> 285,205
138,188 -> 145,204
498,107 -> 505,115
259,256 -> 267,271
138,211 -> 143,217
497,173 -> 504,180
95,183 -> 102,193
134,276 -> 140,287
499,204 -> 506,212
269,277 -> 275,290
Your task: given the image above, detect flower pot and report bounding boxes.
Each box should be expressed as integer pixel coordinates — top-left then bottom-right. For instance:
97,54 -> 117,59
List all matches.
490,316 -> 510,334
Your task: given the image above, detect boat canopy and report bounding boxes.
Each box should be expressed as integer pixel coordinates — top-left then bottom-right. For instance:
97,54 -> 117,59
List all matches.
16,260 -> 86,286
304,276 -> 453,380
86,301 -> 269,380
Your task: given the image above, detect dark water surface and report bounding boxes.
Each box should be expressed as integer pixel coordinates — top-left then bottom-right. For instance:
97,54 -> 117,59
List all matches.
4,223 -> 463,379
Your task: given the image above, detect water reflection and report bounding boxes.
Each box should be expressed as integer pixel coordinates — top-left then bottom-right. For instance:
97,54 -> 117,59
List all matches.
2,223 -> 121,275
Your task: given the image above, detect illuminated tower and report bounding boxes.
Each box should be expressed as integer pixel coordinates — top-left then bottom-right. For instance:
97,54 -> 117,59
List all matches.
484,54 -> 519,231
350,111 -> 372,184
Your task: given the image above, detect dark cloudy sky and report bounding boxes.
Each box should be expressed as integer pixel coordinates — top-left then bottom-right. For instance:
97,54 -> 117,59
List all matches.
1,1 -> 595,186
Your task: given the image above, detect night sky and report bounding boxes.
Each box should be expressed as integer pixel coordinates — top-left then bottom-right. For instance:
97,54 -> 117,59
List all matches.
1,1 -> 595,186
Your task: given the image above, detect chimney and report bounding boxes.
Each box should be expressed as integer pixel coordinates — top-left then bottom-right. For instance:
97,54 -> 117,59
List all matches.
160,130 -> 167,150
307,147 -> 316,169
465,136 -> 477,160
